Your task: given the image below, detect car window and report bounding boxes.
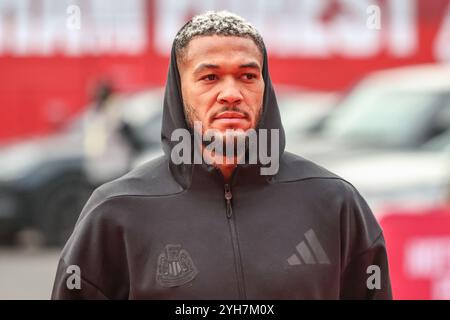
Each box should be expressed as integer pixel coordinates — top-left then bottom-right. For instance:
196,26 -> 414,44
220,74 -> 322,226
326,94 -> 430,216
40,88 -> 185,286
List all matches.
421,130 -> 450,151
320,86 -> 445,148
280,99 -> 328,135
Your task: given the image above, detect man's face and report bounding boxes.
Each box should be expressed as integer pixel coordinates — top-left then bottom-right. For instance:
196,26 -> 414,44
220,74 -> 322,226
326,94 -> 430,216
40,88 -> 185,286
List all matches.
178,35 -> 264,135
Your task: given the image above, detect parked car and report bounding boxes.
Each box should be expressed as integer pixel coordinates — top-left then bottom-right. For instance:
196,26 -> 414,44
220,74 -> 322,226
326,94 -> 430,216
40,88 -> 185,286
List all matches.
0,116 -> 91,245
277,88 -> 338,151
288,64 -> 450,160
281,64 -> 450,219
320,128 -> 450,219
0,88 -> 164,246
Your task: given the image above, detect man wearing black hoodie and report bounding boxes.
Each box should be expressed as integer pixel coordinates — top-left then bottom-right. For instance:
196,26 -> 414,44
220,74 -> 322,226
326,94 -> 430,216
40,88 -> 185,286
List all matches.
52,11 -> 392,300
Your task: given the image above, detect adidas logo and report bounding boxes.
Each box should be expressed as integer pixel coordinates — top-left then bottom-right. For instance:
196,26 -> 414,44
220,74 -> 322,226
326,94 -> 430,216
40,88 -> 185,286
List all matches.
287,229 -> 331,265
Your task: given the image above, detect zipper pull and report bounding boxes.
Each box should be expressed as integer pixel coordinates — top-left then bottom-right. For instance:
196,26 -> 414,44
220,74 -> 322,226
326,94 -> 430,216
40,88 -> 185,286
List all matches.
224,184 -> 233,219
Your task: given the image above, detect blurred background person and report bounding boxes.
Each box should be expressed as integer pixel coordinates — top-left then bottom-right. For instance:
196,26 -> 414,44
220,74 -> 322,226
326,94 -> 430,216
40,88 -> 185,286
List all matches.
82,80 -> 134,185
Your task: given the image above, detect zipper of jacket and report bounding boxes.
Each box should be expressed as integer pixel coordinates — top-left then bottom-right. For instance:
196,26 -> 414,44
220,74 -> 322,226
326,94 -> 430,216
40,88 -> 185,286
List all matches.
224,183 -> 247,299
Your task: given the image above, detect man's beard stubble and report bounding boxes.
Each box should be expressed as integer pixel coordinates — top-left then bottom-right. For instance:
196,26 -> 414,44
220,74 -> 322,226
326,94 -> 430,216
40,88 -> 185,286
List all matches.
183,102 -> 263,158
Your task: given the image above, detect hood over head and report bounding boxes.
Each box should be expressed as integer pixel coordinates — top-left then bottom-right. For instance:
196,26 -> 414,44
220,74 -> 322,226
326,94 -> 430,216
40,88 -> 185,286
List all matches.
160,33 -> 285,185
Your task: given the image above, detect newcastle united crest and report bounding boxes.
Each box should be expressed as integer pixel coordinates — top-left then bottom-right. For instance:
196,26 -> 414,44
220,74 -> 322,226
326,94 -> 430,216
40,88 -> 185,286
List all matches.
156,244 -> 198,287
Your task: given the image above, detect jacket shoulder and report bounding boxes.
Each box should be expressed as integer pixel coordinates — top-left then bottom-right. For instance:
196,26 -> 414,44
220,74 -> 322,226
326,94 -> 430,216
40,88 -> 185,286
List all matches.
99,154 -> 183,197
274,152 -> 382,239
78,155 -> 183,219
274,151 -> 344,183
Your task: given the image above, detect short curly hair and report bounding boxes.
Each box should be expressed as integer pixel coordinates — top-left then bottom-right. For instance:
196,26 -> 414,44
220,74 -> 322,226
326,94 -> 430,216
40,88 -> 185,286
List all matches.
174,10 -> 265,63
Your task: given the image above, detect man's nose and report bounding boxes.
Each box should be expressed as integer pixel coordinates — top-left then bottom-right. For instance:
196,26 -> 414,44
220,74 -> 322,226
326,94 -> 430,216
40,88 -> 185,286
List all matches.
217,78 -> 243,105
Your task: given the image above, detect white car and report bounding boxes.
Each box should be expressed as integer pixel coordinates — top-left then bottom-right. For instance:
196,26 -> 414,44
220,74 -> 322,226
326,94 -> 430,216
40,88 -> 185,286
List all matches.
288,63 -> 450,158
313,127 -> 450,219
286,64 -> 450,218
328,148 -> 450,219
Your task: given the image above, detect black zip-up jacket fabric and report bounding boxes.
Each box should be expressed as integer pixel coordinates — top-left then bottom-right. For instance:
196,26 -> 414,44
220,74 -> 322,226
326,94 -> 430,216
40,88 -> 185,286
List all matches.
52,42 -> 392,300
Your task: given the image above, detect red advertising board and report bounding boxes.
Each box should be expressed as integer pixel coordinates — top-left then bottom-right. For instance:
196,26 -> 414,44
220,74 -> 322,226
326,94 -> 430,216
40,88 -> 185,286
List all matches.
1,0 -> 450,140
381,206 -> 450,299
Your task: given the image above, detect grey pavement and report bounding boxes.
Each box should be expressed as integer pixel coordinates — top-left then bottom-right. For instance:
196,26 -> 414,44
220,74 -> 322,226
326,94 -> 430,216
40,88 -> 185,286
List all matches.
0,247 -> 61,300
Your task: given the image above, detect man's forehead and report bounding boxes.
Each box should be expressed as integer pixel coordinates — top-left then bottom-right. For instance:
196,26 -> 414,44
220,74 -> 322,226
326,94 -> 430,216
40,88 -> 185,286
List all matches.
183,35 -> 263,67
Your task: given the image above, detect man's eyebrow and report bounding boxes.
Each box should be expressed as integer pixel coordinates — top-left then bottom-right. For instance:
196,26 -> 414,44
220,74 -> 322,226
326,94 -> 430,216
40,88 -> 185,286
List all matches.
239,62 -> 261,71
193,62 -> 261,74
193,63 -> 220,75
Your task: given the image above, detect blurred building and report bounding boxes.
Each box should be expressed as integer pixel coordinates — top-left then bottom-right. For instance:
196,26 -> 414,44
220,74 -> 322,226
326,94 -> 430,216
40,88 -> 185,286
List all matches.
0,0 -> 450,141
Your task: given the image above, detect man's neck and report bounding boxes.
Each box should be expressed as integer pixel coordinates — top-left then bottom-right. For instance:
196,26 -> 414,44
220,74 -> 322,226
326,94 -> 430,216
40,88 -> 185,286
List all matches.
216,163 -> 237,183
201,146 -> 238,183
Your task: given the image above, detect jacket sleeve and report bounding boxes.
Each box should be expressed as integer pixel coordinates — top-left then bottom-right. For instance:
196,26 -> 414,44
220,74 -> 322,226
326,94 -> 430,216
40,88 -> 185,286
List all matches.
51,258 -> 109,300
339,232 -> 392,299
51,188 -> 130,300
338,181 -> 393,300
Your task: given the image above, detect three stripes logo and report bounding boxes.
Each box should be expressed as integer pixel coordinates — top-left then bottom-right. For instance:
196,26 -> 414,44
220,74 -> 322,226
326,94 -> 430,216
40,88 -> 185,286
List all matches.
287,229 -> 331,265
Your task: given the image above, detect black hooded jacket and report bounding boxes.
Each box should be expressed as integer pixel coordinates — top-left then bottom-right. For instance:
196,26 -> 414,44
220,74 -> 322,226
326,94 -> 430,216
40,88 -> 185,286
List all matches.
52,41 -> 392,300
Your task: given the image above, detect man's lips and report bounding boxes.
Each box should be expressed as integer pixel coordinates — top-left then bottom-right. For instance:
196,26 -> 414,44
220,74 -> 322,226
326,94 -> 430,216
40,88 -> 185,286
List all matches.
213,111 -> 247,120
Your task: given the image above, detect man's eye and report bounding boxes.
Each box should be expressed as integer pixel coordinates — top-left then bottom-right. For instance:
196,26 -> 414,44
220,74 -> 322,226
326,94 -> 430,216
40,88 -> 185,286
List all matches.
242,73 -> 257,81
202,74 -> 217,81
